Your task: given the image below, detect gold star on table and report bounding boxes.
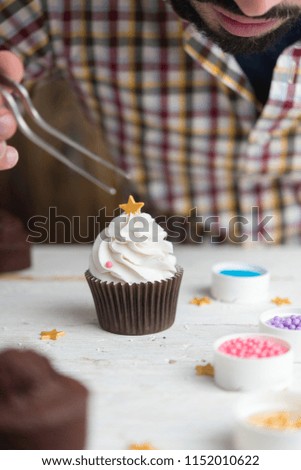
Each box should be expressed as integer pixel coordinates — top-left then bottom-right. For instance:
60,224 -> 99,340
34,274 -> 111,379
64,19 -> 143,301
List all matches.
40,329 -> 65,340
119,195 -> 144,215
195,363 -> 215,377
190,296 -> 212,306
128,443 -> 156,450
271,297 -> 292,306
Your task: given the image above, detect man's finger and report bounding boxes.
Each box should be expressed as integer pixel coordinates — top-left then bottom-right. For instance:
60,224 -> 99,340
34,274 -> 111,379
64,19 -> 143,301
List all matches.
0,51 -> 24,106
0,143 -> 19,170
0,110 -> 17,139
0,53 -> 23,169
0,51 -> 23,81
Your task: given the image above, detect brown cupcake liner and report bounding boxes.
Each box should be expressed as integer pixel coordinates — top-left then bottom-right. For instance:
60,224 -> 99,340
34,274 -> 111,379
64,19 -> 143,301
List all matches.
85,266 -> 183,335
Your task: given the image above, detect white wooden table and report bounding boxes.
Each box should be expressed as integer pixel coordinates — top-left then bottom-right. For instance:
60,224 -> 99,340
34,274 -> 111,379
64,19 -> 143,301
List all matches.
1,245 -> 301,450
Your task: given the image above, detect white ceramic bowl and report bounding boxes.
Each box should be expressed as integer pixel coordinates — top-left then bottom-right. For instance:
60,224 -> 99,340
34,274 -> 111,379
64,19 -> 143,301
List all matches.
234,391 -> 301,450
259,307 -> 301,361
213,333 -> 293,392
211,262 -> 270,303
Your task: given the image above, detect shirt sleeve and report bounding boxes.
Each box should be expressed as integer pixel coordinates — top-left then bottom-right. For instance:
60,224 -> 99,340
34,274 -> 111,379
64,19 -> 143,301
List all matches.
0,0 -> 54,85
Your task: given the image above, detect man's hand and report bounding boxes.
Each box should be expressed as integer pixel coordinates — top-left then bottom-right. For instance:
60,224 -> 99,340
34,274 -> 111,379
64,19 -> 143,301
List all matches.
0,51 -> 24,170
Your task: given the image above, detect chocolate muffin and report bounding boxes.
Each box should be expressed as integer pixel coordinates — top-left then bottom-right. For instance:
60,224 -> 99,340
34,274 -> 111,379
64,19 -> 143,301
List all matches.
0,349 -> 88,449
0,210 -> 31,272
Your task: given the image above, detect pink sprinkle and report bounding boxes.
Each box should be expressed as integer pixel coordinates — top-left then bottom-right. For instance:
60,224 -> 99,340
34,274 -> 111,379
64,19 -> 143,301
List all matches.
218,336 -> 288,359
105,261 -> 113,269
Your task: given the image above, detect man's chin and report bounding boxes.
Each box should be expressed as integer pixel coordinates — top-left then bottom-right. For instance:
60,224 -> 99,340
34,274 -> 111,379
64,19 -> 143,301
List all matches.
194,22 -> 295,55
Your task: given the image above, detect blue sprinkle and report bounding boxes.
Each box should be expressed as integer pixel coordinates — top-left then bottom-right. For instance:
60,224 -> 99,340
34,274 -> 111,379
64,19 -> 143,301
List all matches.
219,269 -> 261,277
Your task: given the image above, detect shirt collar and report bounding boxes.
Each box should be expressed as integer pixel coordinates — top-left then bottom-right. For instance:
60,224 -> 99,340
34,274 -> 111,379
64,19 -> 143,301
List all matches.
183,24 -> 259,106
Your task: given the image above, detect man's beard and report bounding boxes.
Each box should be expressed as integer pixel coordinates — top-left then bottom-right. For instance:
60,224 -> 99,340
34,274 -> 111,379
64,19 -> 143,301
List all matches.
170,0 -> 301,54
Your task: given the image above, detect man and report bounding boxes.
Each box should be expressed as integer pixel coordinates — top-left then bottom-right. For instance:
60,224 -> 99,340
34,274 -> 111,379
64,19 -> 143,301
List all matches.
1,0 -> 301,243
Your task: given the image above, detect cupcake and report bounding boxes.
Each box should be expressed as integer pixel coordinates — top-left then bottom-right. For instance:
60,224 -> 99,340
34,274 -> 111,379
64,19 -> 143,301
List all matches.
0,348 -> 88,449
85,195 -> 183,335
0,210 -> 31,273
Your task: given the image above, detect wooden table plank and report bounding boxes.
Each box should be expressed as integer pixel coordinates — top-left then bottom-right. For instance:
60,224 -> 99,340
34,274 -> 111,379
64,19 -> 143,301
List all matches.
1,245 -> 300,449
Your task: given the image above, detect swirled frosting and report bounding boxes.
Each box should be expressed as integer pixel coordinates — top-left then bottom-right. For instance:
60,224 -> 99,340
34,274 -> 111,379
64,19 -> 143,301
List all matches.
89,212 -> 177,284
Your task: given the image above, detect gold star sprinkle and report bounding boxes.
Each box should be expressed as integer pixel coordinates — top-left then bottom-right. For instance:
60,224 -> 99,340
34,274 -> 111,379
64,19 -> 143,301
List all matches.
271,297 -> 292,306
119,195 -> 144,215
40,329 -> 65,340
248,411 -> 301,430
128,443 -> 156,450
190,296 -> 212,306
195,363 -> 215,377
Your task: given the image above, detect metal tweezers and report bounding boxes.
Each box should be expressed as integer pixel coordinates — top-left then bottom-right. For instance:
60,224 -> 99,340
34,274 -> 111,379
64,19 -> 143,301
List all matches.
0,74 -> 130,194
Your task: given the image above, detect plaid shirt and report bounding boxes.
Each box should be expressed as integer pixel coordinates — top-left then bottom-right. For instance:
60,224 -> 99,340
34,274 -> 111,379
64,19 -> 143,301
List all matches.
1,0 -> 301,243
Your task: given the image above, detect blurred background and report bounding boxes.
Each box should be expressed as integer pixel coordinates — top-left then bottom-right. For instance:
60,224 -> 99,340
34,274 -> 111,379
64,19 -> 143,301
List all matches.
0,78 -> 122,244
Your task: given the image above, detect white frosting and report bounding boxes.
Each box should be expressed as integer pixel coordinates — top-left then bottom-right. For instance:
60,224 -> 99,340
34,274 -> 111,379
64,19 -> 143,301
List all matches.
89,212 -> 177,284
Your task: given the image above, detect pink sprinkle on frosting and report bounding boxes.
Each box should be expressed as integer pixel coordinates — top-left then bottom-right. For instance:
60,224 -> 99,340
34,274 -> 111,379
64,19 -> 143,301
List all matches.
105,261 -> 113,269
218,336 -> 288,359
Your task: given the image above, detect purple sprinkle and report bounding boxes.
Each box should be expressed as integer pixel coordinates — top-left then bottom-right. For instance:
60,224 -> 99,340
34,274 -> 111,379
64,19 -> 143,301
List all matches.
266,314 -> 301,331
